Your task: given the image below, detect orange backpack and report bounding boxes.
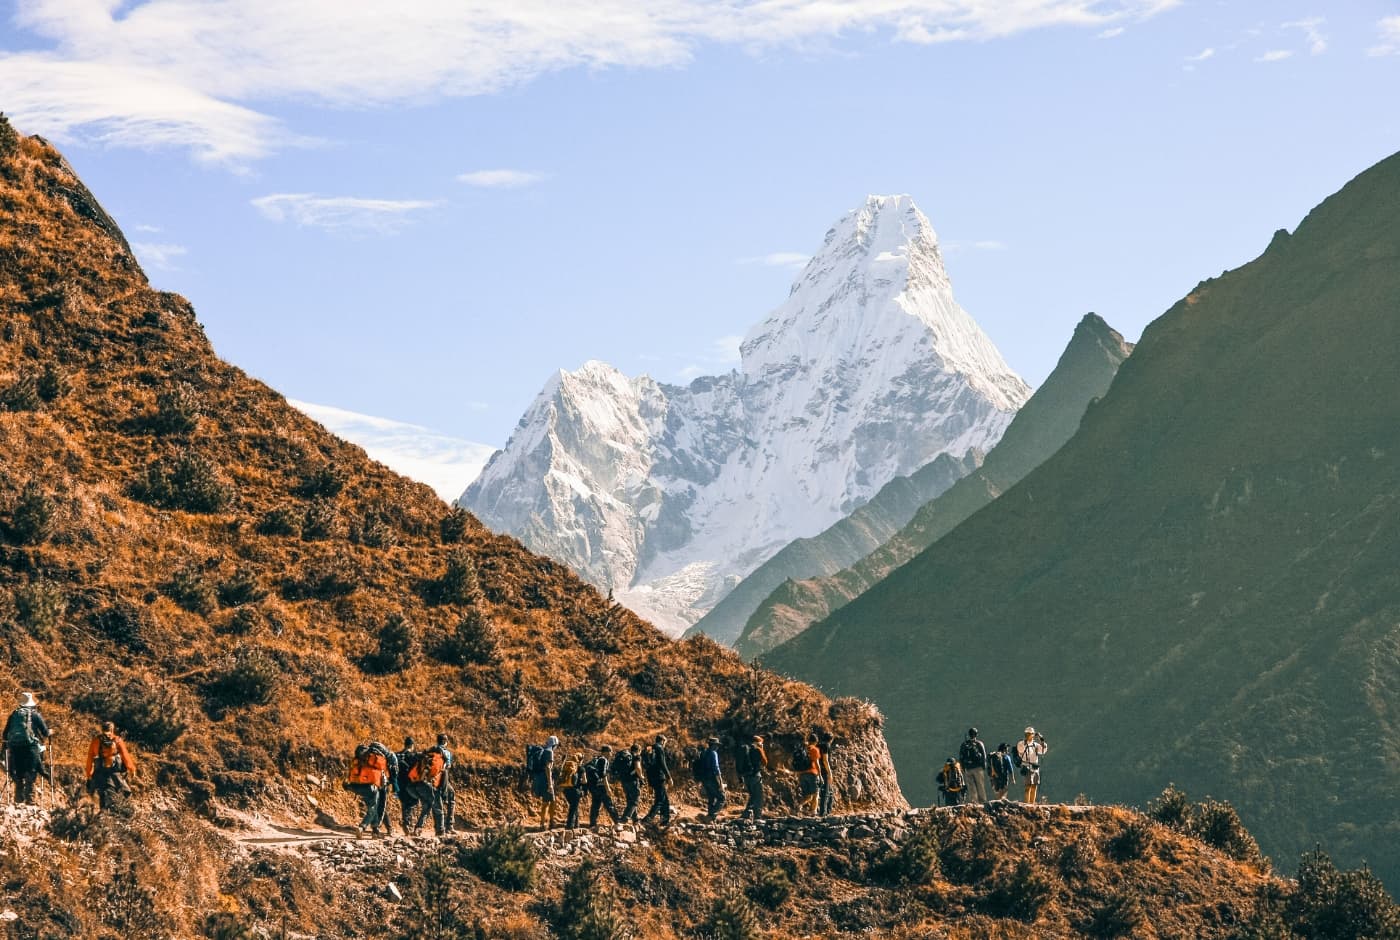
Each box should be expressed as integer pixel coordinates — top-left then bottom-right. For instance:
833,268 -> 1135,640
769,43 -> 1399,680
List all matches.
408,749 -> 444,788
346,745 -> 388,786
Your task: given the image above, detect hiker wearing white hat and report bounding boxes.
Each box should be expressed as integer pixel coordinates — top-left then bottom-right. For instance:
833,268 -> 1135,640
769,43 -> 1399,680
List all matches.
4,692 -> 52,804
1014,726 -> 1048,804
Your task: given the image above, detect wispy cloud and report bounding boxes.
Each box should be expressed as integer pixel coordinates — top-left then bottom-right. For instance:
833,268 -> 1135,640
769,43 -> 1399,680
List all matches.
290,399 -> 495,501
1096,27 -> 1126,39
1186,47 -> 1215,61
251,193 -> 437,234
0,0 -> 1182,165
739,252 -> 810,269
132,223 -> 162,233
675,334 -> 745,382
1283,17 -> 1326,56
1254,49 -> 1294,63
457,169 -> 547,189
132,241 -> 188,270
1369,16 -> 1400,57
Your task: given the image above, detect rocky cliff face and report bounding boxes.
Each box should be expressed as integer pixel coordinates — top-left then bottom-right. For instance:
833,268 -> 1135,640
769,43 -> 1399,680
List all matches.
463,196 -> 1030,634
735,312 -> 1132,657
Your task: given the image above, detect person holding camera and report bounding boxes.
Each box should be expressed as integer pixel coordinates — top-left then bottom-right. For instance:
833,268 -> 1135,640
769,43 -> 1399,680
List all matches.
1015,726 -> 1048,803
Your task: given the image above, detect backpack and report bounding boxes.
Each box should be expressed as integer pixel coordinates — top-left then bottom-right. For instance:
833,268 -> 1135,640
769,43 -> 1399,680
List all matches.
739,744 -> 764,776
942,761 -> 964,792
988,752 -> 1007,785
1010,743 -> 1024,770
525,743 -> 546,775
583,756 -> 606,787
613,750 -> 636,781
346,744 -> 387,787
409,749 -> 445,788
5,708 -> 38,748
96,736 -> 126,772
959,738 -> 985,769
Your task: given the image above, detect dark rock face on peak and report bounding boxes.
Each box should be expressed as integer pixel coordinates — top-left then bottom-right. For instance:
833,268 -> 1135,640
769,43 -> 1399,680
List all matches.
730,311 -> 1132,658
765,151 -> 1400,888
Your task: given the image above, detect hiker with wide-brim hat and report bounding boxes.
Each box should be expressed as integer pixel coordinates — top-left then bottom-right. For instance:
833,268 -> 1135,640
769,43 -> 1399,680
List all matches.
4,692 -> 52,805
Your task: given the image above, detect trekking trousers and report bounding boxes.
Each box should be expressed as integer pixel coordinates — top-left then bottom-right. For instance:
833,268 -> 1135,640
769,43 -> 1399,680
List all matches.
588,784 -> 619,826
8,745 -> 42,805
818,777 -> 834,816
563,787 -> 582,829
701,777 -> 726,817
641,780 -> 671,825
438,780 -> 456,832
965,767 -> 989,803
408,782 -> 444,834
741,773 -> 764,819
620,779 -> 641,822
799,773 -> 821,815
375,786 -> 395,833
538,792 -> 557,829
398,786 -> 420,829
346,783 -> 380,829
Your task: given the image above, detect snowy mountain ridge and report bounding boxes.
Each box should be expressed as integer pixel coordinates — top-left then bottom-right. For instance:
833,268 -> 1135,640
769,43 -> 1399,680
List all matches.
462,195 -> 1031,634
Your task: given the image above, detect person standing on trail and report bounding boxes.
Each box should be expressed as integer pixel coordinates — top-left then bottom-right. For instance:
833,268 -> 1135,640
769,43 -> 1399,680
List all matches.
558,751 -> 583,829
817,734 -> 835,816
989,742 -> 1016,800
960,728 -> 989,804
585,745 -> 620,828
614,743 -> 642,823
344,739 -> 388,834
395,737 -> 419,830
528,735 -> 558,831
367,740 -> 398,835
697,737 -> 726,821
640,735 -> 673,827
435,733 -> 457,834
738,735 -> 768,821
406,740 -> 448,836
798,733 -> 822,816
936,756 -> 965,806
1015,727 -> 1048,804
4,692 -> 52,805
85,721 -> 136,813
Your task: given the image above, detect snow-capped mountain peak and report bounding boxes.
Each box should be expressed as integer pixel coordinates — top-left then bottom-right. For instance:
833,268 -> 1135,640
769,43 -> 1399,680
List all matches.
462,195 -> 1030,635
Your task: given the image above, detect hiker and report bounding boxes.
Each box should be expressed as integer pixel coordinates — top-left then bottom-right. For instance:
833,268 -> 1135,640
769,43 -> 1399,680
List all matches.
344,739 -> 390,833
435,733 -> 456,834
959,728 -> 989,804
989,742 -> 1016,800
558,751 -> 583,829
640,735 -> 673,826
4,692 -> 51,805
614,743 -> 642,823
367,740 -> 399,835
527,735 -> 558,831
936,756 -> 965,806
585,745 -> 620,827
798,733 -> 822,816
817,734 -> 835,816
737,734 -> 768,821
696,737 -> 725,821
395,736 -> 420,829
1015,727 -> 1048,804
85,721 -> 136,812
406,741 -> 448,836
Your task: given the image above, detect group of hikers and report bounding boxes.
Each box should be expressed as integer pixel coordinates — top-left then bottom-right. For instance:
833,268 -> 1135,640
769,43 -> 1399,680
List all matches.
343,733 -> 460,836
2,692 -> 138,812
936,726 -> 1049,806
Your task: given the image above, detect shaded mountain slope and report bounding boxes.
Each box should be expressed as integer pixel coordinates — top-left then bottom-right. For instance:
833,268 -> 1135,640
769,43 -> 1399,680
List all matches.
765,151 -> 1400,887
740,312 -> 1131,658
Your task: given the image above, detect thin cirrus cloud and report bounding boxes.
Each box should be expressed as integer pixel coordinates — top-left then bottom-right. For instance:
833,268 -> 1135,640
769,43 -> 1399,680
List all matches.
676,334 -> 745,381
1254,49 -> 1294,63
132,241 -> 188,270
457,169 -> 547,189
739,252 -> 810,269
251,193 -> 438,234
1370,16 -> 1400,56
1282,18 -> 1326,56
0,0 -> 1181,165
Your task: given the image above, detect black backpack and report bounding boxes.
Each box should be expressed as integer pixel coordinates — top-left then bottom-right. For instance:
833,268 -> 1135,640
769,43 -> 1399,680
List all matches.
525,743 -> 547,774
4,709 -> 38,748
959,738 -> 985,769
613,750 -> 636,781
584,756 -> 607,787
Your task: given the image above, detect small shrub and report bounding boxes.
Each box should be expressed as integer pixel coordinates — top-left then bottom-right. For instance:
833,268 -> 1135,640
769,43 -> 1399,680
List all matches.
705,891 -> 761,940
873,824 -> 941,886
8,481 -> 57,544
940,819 -> 998,884
150,382 -> 203,434
0,112 -> 17,158
1290,848 -> 1400,940
572,607 -> 620,654
72,671 -> 189,751
627,654 -> 684,699
14,579 -> 65,639
300,497 -> 340,541
748,863 -> 795,909
464,824 -> 537,890
440,507 -> 470,544
398,851 -> 466,939
220,605 -> 264,636
1191,798 -> 1262,863
1108,820 -> 1154,861
217,566 -> 265,607
165,562 -> 217,615
1059,835 -> 1100,879
429,549 -> 482,606
35,361 -> 71,403
1148,783 -> 1192,829
437,608 -> 500,665
984,859 -> 1055,922
1081,891 -> 1145,938
204,645 -> 281,713
296,462 -> 347,498
132,453 -> 236,513
555,860 -> 627,940
370,613 -> 420,674
353,511 -> 396,549
281,557 -> 360,600
202,914 -> 259,940
558,662 -> 621,734
301,654 -> 347,706
0,372 -> 41,412
91,600 -> 156,652
256,506 -> 300,537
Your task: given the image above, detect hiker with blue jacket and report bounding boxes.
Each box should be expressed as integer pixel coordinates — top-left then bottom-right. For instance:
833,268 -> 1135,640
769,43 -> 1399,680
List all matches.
528,735 -> 558,830
4,693 -> 51,805
697,736 -> 726,821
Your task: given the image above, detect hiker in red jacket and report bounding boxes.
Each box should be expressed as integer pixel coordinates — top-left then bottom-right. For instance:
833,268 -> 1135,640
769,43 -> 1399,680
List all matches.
86,721 -> 136,812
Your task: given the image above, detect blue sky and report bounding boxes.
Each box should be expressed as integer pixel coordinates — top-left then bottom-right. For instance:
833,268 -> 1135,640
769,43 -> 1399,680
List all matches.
2,1 -> 1398,489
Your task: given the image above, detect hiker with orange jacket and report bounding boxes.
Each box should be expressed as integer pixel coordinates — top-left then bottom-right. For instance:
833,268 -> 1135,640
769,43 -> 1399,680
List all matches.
86,721 -> 136,812
798,733 -> 822,816
344,739 -> 390,834
405,741 -> 449,836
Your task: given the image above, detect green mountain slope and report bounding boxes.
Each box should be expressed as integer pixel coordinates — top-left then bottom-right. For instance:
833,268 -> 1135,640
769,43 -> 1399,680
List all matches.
739,313 -> 1131,658
764,151 -> 1400,887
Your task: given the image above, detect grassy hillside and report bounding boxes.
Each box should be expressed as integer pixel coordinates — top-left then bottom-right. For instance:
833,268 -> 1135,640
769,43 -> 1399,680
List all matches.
742,312 -> 1131,658
765,151 -> 1400,888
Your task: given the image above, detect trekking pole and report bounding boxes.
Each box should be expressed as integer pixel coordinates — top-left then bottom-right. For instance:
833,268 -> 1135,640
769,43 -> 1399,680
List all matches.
46,738 -> 55,810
